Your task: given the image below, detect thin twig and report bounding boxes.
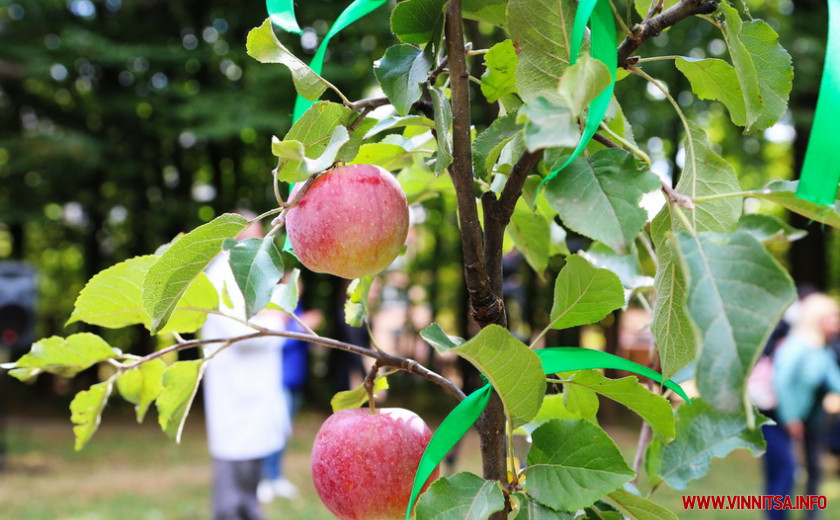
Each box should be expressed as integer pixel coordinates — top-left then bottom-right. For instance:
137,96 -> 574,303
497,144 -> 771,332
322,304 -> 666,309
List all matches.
617,0 -> 720,67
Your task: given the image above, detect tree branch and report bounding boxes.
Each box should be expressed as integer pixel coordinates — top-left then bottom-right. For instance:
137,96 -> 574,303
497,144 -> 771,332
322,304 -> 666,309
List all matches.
482,150 -> 543,298
445,0 -> 498,327
617,0 -> 720,67
122,326 -> 466,402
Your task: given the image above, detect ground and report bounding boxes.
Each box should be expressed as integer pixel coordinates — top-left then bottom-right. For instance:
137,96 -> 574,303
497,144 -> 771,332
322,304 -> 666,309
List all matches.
2,406 -> 840,519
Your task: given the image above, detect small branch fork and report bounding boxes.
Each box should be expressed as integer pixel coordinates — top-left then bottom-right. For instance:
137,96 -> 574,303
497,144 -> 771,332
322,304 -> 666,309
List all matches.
617,0 -> 720,67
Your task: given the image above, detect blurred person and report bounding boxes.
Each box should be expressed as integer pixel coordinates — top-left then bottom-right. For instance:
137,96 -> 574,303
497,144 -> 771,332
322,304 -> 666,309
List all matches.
765,293 -> 840,519
258,282 -> 323,502
202,215 -> 290,520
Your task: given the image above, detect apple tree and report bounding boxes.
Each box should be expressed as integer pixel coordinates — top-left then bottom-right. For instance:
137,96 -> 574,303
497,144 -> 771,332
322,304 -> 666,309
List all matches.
4,0 -> 840,519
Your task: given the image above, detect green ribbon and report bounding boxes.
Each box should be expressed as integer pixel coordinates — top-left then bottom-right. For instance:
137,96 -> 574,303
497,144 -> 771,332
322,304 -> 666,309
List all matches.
796,0 -> 840,206
536,347 -> 691,403
405,347 -> 688,519
404,383 -> 493,520
541,0 -> 617,187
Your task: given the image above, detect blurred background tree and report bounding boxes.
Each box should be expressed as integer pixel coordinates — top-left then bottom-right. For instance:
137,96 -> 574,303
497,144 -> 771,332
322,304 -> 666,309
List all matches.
0,0 -> 837,406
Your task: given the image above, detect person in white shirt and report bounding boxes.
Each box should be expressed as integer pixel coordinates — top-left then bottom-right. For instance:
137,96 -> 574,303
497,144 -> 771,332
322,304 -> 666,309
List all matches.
201,216 -> 289,520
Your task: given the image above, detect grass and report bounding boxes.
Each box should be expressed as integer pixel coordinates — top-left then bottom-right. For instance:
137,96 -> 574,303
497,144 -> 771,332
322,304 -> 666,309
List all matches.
2,407 -> 840,519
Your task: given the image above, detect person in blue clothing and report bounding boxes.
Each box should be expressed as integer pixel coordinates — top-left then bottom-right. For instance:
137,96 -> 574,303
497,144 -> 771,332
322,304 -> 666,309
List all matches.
258,293 -> 323,503
764,293 -> 840,520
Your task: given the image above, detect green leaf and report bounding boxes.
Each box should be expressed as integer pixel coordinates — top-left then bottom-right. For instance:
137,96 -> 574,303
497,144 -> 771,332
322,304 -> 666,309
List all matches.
374,44 -> 434,116
246,19 -> 329,101
607,488 -> 678,520
518,97 -> 579,152
267,268 -> 300,313
739,18 -> 793,132
717,2 -> 763,132
67,256 -> 218,334
510,493 -> 576,519
4,333 -> 120,381
420,322 -> 465,354
650,399 -> 769,489
675,231 -> 796,413
581,241 -> 651,293
506,199 -> 550,276
390,0 -> 446,45
562,381 -> 600,422
481,40 -> 518,103
548,254 -> 625,331
472,113 -> 522,180
462,0 -> 508,27
272,125 -> 351,182
518,393 -> 582,436
750,180 -> 840,228
737,213 -> 807,243
349,143 -> 415,170
156,360 -> 204,442
557,55 -> 612,117
330,376 -> 389,412
429,86 -> 453,174
675,57 -> 746,127
545,148 -> 660,253
508,0 -> 576,102
524,419 -> 635,511
452,324 -> 545,428
344,276 -> 375,327
364,115 -> 436,139
651,123 -> 742,378
142,213 -> 249,334
650,216 -> 694,380
223,236 -> 284,319
415,472 -> 506,520
116,359 -> 166,423
70,380 -> 114,451
634,0 -> 678,18
282,101 -> 374,177
565,370 -> 676,439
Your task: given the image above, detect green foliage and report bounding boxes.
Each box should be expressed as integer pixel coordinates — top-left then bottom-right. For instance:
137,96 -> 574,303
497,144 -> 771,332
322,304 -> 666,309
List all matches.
545,149 -> 661,254
452,325 -> 545,428
267,268 -> 301,313
70,380 -> 114,451
548,254 -> 625,331
480,40 -> 518,103
647,399 -> 769,490
676,230 -> 795,413
142,213 -> 249,334
223,236 -> 284,319
330,377 -> 389,412
607,488 -> 679,520
246,19 -> 330,101
524,419 -> 635,511
68,255 -> 217,334
374,44 -> 434,116
156,360 -> 204,442
272,126 -> 351,182
2,333 -> 120,381
390,0 -> 447,46
415,472 -> 506,520
117,359 -> 166,423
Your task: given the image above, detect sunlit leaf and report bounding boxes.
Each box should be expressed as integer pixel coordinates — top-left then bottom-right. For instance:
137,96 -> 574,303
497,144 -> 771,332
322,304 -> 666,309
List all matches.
452,325 -> 545,428
3,333 -> 120,381
246,18 -> 329,101
116,358 -> 166,423
156,360 -> 204,442
481,40 -> 518,103
548,254 -> 624,330
142,213 -> 249,334
224,236 -> 285,319
70,380 -> 113,451
391,0 -> 446,45
330,376 -> 389,412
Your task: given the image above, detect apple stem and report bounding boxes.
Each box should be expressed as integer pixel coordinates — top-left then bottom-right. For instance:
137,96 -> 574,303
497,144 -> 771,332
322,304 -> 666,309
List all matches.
364,359 -> 382,414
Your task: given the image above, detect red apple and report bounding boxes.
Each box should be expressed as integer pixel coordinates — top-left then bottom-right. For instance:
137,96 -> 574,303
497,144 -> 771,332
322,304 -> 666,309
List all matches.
285,164 -> 409,279
311,407 -> 439,520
